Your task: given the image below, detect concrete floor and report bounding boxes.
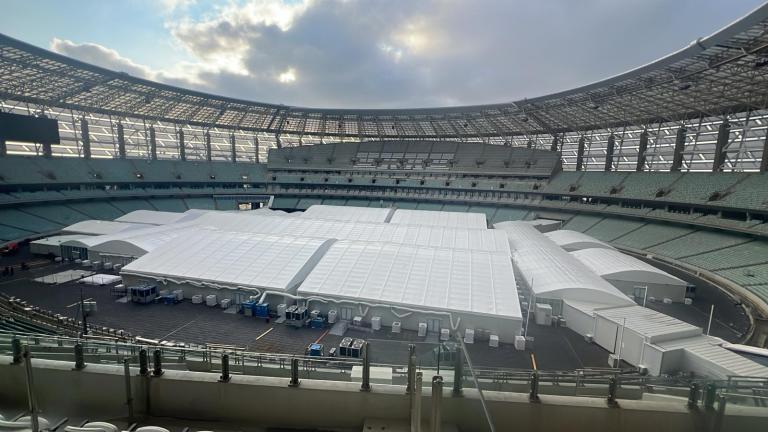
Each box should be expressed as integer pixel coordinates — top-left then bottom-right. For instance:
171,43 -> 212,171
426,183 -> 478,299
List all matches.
0,247 -> 752,371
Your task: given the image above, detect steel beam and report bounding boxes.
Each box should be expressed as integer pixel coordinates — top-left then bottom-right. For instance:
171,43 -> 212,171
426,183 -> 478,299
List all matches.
80,117 -> 91,159
636,130 -> 648,171
712,120 -> 730,172
604,133 -> 616,171
670,126 -> 687,171
575,135 -> 586,171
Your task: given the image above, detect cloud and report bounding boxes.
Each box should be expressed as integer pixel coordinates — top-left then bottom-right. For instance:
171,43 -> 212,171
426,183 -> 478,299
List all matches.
46,0 -> 767,108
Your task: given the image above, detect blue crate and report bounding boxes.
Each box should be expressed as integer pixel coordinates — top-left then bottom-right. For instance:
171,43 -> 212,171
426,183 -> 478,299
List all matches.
254,302 -> 270,318
310,317 -> 324,329
308,343 -> 323,356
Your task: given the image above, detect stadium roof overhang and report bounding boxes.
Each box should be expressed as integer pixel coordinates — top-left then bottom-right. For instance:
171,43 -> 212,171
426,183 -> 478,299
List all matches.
1,3 -> 768,140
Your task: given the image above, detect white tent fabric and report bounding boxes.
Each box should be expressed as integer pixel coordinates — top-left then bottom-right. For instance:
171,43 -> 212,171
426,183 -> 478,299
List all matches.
189,212 -> 509,253
302,204 -> 392,223
298,241 -> 520,319
61,222 -> 199,257
122,231 -> 334,292
389,209 -> 487,229
544,230 -> 614,252
115,210 -> 188,225
570,248 -> 687,286
494,221 -> 632,305
62,220 -> 148,236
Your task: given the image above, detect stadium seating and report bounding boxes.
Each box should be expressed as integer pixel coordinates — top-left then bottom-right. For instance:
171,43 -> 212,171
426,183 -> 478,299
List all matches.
613,223 -> 695,250
681,241 -> 768,270
583,218 -> 646,241
664,173 -> 746,203
65,202 -> 125,220
647,230 -> 752,259
18,204 -> 90,226
563,214 -> 604,232
147,198 -> 188,212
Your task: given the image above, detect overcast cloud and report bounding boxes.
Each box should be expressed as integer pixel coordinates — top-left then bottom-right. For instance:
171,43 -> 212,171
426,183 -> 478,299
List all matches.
44,0 -> 766,109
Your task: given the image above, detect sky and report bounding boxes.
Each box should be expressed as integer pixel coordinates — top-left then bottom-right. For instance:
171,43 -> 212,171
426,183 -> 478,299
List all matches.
0,0 -> 765,109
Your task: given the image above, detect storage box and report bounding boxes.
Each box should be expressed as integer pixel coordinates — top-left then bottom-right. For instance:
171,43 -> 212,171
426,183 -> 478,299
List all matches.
440,328 -> 450,341
205,294 -> 217,307
327,309 -> 338,324
371,316 -> 381,331
418,322 -> 427,337
220,299 -> 231,309
191,294 -> 203,304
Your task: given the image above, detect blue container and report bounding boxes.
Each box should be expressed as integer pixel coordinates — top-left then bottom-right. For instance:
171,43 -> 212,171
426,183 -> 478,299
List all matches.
254,302 -> 270,318
310,317 -> 324,329
241,301 -> 255,315
308,343 -> 323,356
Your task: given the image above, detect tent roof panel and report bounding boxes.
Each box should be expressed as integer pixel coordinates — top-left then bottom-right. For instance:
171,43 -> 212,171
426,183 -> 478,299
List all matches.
571,248 -> 687,286
389,209 -> 487,229
115,210 -> 188,225
543,230 -> 614,251
62,220 -> 149,236
298,241 -> 520,319
302,205 -> 392,223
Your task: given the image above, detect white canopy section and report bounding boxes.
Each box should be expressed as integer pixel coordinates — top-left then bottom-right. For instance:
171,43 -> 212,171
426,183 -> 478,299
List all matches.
63,223 -> 201,259
122,231 -> 334,292
389,209 -> 487,229
494,221 -> 632,305
544,230 -> 614,252
190,212 -> 509,253
571,248 -> 686,287
115,210 -> 188,225
62,220 -> 148,236
298,241 -> 520,319
302,204 -> 393,223
595,305 -> 701,344
654,335 -> 768,378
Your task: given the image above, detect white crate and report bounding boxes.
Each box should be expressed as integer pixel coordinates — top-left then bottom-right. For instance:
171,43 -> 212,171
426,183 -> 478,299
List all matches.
418,322 -> 427,337
392,321 -> 402,333
463,328 -> 475,344
440,328 -> 450,341
371,316 -> 381,331
220,299 -> 231,309
514,335 -> 526,351
205,295 -> 218,307
192,294 -> 203,304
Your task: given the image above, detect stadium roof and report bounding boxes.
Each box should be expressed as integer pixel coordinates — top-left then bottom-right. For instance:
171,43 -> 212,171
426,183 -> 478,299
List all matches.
2,3 -> 768,140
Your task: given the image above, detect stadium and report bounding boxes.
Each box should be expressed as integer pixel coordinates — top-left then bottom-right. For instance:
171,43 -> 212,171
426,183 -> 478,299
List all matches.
1,2 -> 768,431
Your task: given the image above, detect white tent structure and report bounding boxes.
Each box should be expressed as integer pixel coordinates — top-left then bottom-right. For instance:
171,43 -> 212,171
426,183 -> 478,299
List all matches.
302,204 -> 393,223
190,212 -> 510,253
544,230 -> 614,252
298,241 -> 521,341
571,248 -> 688,302
121,231 -> 334,300
62,220 -> 147,236
30,234 -> 90,256
495,221 -> 632,306
115,210 -> 189,225
389,208 -> 487,229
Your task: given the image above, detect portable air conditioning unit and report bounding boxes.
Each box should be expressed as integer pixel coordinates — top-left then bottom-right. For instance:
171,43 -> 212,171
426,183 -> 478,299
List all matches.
310,310 -> 321,320
584,333 -> 594,343
220,299 -> 231,309
514,335 -> 526,351
103,262 -> 113,270
392,321 -> 402,333
353,316 -> 363,327
418,322 -> 428,337
371,316 -> 381,331
684,298 -> 693,305
637,365 -> 649,375
173,290 -> 184,301
489,335 -> 499,348
327,309 -> 338,324
205,295 -> 218,307
464,328 -> 475,344
159,289 -> 169,297
440,328 -> 450,341
663,297 -> 673,304
192,295 -> 203,304
113,264 -> 122,272
91,261 -> 102,270
82,260 -> 91,267
277,304 -> 287,319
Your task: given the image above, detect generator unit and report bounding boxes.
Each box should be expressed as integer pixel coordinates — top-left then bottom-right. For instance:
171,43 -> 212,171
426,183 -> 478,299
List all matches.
129,284 -> 157,304
285,305 -> 308,327
338,337 -> 365,358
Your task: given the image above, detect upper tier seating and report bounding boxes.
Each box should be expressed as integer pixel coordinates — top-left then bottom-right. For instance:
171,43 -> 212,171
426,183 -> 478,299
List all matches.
613,223 -> 695,250
647,230 -> 752,259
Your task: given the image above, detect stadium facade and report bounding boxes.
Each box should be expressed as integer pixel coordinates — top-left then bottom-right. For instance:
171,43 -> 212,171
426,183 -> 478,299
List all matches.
2,3 -> 768,432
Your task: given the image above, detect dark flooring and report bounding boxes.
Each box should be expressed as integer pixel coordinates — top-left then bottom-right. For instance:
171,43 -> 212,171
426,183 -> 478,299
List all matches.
0,248 -> 752,371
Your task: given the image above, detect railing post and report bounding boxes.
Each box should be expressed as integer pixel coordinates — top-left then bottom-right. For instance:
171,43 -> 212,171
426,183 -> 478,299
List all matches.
687,383 -> 700,409
607,376 -> 618,406
430,375 -> 443,432
360,342 -> 371,392
452,347 -> 463,396
22,346 -> 40,432
123,358 -> 134,421
713,395 -> 727,432
289,358 -> 300,387
220,353 -> 231,382
74,343 -> 85,370
529,370 -> 540,402
704,383 -> 717,410
139,349 -> 148,376
407,344 -> 416,394
12,337 -> 22,364
410,371 -> 422,432
152,349 -> 163,376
